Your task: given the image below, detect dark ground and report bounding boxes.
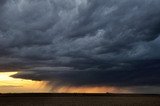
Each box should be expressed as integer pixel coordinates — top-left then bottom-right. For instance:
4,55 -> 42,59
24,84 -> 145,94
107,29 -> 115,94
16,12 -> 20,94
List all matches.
0,93 -> 160,106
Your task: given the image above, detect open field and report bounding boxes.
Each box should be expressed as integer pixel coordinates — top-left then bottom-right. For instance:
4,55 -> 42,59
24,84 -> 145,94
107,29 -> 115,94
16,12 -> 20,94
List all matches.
0,93 -> 160,106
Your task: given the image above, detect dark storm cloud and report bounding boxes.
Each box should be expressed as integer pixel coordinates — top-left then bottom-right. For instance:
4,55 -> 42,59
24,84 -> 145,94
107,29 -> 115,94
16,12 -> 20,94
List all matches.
0,0 -> 8,8
0,0 -> 6,5
1,0 -> 160,89
12,59 -> 160,87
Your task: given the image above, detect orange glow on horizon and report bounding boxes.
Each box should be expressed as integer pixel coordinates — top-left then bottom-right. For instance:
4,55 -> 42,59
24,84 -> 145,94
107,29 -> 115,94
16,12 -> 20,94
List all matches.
0,72 -> 50,93
0,72 -> 131,93
55,86 -> 130,93
56,86 -> 115,93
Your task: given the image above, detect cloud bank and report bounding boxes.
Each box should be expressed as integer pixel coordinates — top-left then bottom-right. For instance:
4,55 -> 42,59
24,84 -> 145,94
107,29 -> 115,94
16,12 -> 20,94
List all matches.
0,0 -> 160,92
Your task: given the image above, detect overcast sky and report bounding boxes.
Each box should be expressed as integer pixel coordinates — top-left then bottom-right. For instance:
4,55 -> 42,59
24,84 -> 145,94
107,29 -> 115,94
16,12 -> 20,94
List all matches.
0,0 -> 160,93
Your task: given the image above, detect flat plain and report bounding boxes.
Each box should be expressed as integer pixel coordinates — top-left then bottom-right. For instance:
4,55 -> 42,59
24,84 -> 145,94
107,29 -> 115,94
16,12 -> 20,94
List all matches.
0,93 -> 160,106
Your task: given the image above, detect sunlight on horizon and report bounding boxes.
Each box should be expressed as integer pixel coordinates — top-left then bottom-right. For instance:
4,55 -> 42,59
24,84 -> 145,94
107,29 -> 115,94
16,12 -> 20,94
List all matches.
55,86 -> 131,93
0,72 -> 131,93
0,72 -> 50,93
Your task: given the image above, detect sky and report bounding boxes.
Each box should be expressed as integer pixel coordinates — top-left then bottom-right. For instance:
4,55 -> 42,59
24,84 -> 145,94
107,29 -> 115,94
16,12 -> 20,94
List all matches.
0,0 -> 160,93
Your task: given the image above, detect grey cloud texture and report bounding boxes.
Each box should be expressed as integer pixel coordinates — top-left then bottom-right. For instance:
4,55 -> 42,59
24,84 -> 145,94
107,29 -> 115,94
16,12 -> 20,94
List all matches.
0,0 -> 160,92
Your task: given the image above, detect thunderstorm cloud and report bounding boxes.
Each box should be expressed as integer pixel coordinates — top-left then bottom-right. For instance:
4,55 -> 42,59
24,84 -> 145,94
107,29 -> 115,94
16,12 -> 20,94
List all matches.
0,0 -> 160,92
